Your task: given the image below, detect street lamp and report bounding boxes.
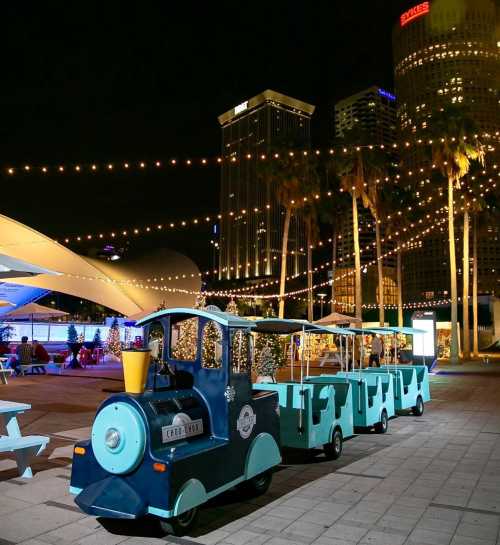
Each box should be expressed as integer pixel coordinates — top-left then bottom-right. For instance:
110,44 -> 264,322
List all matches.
318,293 -> 327,318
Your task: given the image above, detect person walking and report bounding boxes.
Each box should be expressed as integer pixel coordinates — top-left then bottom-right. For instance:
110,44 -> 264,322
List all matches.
369,334 -> 383,367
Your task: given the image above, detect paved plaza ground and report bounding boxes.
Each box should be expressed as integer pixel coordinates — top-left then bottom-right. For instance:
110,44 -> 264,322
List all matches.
1,360 -> 500,545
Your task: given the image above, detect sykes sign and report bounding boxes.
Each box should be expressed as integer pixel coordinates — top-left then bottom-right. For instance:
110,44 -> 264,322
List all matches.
400,2 -> 430,27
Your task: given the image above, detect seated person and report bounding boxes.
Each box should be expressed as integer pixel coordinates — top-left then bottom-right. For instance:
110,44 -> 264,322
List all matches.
32,340 -> 49,374
79,347 -> 93,366
11,336 -> 33,375
0,341 -> 10,356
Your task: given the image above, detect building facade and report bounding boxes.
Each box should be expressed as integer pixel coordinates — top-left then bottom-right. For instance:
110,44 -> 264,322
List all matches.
333,87 -> 398,308
334,86 -> 398,145
393,0 -> 500,301
218,90 -> 315,280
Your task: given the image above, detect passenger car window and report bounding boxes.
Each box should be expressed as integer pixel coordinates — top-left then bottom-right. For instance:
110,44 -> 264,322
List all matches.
170,317 -> 198,361
148,321 -> 164,363
231,329 -> 251,374
201,321 -> 223,369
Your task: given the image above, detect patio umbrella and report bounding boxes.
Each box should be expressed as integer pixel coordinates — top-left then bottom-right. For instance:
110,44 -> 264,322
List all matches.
0,253 -> 59,279
314,311 -> 362,326
2,302 -> 69,341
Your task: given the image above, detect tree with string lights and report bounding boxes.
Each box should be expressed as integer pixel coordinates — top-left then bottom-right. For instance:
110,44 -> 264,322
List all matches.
429,106 -> 485,364
225,299 -> 239,315
171,293 -> 206,361
105,317 -> 122,360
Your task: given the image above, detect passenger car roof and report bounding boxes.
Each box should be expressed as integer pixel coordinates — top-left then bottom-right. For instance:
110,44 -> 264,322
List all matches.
136,307 -> 256,328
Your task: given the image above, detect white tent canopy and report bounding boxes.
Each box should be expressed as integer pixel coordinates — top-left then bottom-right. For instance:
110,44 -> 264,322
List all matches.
0,253 -> 58,279
0,214 -> 201,315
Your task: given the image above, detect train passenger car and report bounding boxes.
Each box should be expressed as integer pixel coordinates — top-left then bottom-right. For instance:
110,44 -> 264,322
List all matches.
69,308 -> 281,535
252,319 -> 354,459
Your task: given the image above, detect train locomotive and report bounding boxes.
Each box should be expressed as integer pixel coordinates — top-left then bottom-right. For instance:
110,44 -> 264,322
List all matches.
70,308 -> 281,534
70,308 -> 431,535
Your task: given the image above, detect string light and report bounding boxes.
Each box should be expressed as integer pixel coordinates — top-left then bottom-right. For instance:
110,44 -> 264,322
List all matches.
3,133 -> 497,177
54,166 -> 498,246
59,211 -> 450,301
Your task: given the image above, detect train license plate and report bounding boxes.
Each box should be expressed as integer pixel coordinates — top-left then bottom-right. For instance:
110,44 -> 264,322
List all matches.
162,419 -> 204,443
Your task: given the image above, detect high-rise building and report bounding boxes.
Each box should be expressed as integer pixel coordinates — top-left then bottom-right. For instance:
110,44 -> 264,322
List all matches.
218,90 -> 315,280
333,87 -> 398,309
393,0 -> 500,301
334,86 -> 398,145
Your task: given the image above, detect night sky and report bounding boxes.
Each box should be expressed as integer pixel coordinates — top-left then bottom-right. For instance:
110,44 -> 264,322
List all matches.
0,1 -> 418,267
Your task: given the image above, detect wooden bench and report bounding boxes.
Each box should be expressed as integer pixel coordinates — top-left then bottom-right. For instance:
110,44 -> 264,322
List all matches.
0,401 -> 49,478
19,363 -> 49,375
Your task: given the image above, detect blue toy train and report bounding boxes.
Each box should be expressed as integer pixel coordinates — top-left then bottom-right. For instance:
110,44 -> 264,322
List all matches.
70,308 -> 431,535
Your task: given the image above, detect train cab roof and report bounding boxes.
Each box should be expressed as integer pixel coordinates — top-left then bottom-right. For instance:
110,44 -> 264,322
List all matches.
137,307 -> 255,329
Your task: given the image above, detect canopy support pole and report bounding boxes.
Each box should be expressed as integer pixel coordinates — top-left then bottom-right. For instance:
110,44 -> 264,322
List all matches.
339,335 -> 343,372
306,332 -> 310,377
299,325 -> 305,433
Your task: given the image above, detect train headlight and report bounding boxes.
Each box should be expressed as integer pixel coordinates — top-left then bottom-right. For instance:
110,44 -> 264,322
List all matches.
105,428 -> 121,450
92,402 -> 146,474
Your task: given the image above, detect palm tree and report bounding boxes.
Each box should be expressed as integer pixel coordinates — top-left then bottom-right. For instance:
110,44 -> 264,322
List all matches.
258,143 -> 316,318
462,208 -> 471,359
382,185 -> 416,327
304,203 -> 320,321
335,153 -> 366,321
317,173 -> 350,314
429,106 -> 484,364
334,129 -> 389,322
464,188 -> 498,357
365,153 -> 392,326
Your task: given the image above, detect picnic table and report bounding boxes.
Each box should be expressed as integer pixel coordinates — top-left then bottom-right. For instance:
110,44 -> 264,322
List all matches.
319,350 -> 342,367
0,400 -> 49,478
0,358 -> 13,384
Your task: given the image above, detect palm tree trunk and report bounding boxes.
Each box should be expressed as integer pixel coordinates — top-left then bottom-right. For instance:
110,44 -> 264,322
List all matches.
331,229 -> 337,314
462,210 -> 470,359
375,217 -> 384,326
472,213 -> 479,357
397,240 -> 403,328
306,217 -> 313,321
448,178 -> 459,364
278,206 -> 291,318
352,194 -> 362,321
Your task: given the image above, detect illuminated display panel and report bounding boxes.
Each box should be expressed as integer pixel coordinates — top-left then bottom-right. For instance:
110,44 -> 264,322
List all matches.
400,2 -> 430,27
412,318 -> 435,357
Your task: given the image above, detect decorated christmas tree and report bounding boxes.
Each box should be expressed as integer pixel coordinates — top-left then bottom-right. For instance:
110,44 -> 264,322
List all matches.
105,317 -> 122,359
201,321 -> 223,368
254,345 -> 277,378
67,324 -> 78,344
93,328 -> 102,347
253,333 -> 285,377
171,293 -> 206,360
194,293 -> 206,310
225,299 -> 239,316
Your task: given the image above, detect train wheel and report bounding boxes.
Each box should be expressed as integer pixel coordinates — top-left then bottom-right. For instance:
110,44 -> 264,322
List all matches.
413,396 -> 424,416
324,428 -> 343,460
159,507 -> 199,536
238,470 -> 273,496
375,410 -> 388,434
